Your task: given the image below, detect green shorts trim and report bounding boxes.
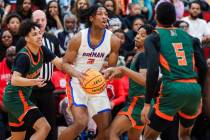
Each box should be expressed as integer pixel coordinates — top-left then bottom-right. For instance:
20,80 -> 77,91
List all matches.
154,81 -> 201,121
4,90 -> 35,125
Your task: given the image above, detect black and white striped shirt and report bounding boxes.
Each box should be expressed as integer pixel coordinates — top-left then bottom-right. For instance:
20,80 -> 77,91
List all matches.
40,33 -> 61,81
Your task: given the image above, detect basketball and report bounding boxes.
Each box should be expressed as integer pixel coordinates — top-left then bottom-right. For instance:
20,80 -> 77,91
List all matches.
81,69 -> 106,95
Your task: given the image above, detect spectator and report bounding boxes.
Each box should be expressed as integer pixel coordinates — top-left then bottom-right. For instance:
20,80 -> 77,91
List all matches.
72,0 -> 89,30
122,3 -> 144,31
182,1 -> 210,43
16,0 -> 33,20
46,0 -> 63,36
124,17 -> 145,52
173,20 -> 189,32
132,0 -> 153,20
103,0 -> 122,32
0,46 -> 16,140
58,13 -> 78,51
113,29 -> 127,56
5,12 -> 21,45
0,29 -> 13,61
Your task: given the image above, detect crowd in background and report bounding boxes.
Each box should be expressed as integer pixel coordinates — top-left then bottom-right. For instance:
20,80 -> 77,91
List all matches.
0,0 -> 209,140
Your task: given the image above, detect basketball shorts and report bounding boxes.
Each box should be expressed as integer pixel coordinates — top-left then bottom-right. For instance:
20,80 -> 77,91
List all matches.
3,90 -> 43,132
66,79 -> 111,117
153,80 -> 202,122
118,96 -> 145,129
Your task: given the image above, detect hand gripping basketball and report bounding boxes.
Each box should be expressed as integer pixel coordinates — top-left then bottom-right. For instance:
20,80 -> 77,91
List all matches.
80,69 -> 106,95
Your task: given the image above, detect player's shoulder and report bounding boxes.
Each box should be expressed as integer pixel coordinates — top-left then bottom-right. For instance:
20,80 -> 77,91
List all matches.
146,31 -> 160,42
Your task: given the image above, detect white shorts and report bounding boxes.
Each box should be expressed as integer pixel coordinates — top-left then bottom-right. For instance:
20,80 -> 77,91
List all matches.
66,78 -> 111,117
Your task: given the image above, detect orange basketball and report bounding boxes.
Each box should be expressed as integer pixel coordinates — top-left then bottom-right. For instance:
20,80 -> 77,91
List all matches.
81,69 -> 106,95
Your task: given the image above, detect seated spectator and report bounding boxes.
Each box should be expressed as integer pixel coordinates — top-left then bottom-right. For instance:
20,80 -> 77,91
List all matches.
58,13 -> 78,51
132,0 -> 153,20
5,12 -> 21,45
113,29 -> 127,57
15,0 -> 35,20
0,46 -> 16,140
122,3 -> 144,31
182,1 -> 210,43
124,17 -> 145,52
72,0 -> 89,30
46,0 -> 63,36
173,20 -> 189,32
0,29 -> 13,61
103,0 -> 122,32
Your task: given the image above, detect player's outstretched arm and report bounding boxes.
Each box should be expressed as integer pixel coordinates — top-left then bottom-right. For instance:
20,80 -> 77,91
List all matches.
120,67 -> 147,86
11,71 -> 46,87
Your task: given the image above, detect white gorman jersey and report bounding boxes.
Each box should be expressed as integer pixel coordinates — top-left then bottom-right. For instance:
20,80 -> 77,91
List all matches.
73,28 -> 112,74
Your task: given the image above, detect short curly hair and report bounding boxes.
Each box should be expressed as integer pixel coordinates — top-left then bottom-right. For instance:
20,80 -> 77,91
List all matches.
19,19 -> 40,37
156,2 -> 176,26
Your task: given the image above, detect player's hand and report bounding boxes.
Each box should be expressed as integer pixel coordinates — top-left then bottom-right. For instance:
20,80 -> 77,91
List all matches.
102,67 -> 123,80
141,103 -> 151,125
75,71 -> 87,84
33,78 -> 47,87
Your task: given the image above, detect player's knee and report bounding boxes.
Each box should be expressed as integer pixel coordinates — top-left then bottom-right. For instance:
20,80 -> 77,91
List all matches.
97,119 -> 110,131
109,126 -> 122,137
74,117 -> 88,130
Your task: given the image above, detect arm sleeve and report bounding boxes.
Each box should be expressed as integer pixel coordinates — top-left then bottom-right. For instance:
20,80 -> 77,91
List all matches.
135,53 -> 147,70
192,38 -> 208,92
145,33 -> 160,104
13,53 -> 30,75
42,46 -> 56,63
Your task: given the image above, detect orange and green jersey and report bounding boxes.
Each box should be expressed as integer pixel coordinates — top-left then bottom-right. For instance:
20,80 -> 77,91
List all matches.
4,47 -> 44,97
157,28 -> 197,82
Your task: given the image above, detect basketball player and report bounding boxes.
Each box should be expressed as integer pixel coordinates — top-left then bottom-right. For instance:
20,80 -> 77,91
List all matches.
140,2 -> 208,140
59,4 -> 121,140
105,24 -> 154,140
3,20 -> 63,140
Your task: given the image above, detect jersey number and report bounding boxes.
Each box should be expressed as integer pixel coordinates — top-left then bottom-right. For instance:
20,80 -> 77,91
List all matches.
172,43 -> 187,66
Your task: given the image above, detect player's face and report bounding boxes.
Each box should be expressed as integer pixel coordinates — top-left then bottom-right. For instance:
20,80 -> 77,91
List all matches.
135,27 -> 147,48
189,3 -> 201,19
91,7 -> 108,29
26,27 -> 43,48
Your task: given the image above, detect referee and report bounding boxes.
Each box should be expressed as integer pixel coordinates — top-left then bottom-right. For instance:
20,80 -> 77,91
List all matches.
16,10 -> 61,140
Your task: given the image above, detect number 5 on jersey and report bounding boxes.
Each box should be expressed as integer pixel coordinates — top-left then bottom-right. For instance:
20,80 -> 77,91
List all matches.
172,43 -> 187,66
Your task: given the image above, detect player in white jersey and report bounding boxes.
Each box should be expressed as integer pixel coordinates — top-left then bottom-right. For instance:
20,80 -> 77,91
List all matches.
59,4 -> 121,140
